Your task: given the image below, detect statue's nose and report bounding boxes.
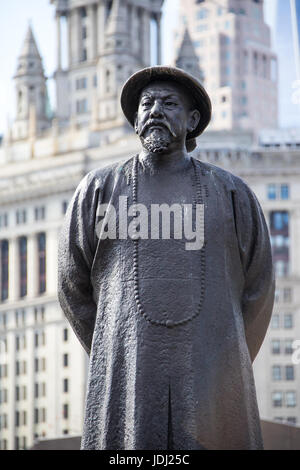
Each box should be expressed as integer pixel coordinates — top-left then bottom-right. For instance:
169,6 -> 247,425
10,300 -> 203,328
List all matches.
150,101 -> 163,118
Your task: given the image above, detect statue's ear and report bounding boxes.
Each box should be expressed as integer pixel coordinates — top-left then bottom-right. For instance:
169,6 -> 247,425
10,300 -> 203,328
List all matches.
134,112 -> 139,134
187,109 -> 201,134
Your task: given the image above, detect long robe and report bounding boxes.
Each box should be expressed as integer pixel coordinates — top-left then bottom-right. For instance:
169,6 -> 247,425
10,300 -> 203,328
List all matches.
58,155 -> 275,450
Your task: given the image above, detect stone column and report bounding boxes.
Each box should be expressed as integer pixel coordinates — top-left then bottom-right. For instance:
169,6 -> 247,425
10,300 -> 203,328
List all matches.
8,237 -> 19,302
98,0 -> 106,55
56,13 -> 62,70
27,234 -> 38,298
156,12 -> 162,65
66,11 -> 72,67
88,3 -> 98,60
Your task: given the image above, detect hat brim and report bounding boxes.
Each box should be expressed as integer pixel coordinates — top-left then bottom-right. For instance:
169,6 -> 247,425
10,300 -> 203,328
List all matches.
120,66 -> 212,147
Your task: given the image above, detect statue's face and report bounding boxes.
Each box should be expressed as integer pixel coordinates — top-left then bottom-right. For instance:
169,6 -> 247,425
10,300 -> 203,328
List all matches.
134,81 -> 200,155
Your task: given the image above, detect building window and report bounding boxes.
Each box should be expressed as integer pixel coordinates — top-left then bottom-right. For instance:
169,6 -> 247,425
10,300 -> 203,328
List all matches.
253,52 -> 258,75
76,99 -> 88,114
37,233 -> 46,294
16,209 -> 27,225
0,213 -> 8,228
271,339 -> 280,354
267,184 -> 276,200
34,207 -> 45,221
283,184 -> 290,199
80,6 -> 87,18
105,69 -> 111,93
81,48 -> 87,62
272,391 -> 283,407
271,314 -> 280,329
283,288 -> 292,303
0,389 -> 8,404
19,236 -> 27,298
271,210 -> 289,230
284,339 -> 294,355
285,365 -> 295,381
63,378 -> 69,393
63,328 -> 68,342
34,408 -> 39,424
197,8 -> 209,19
0,364 -> 8,378
267,184 -> 289,200
34,306 -> 45,323
286,391 -> 296,408
82,25 -> 87,40
1,240 -> 9,301
272,365 -> 281,381
76,77 -> 87,90
63,354 -> 68,367
284,314 -> 293,329
63,403 -> 69,419
287,417 -> 297,425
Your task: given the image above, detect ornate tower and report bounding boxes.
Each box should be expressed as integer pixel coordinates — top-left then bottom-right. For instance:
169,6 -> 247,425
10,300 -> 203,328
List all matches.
175,28 -> 204,83
12,25 -> 50,140
50,0 -> 164,130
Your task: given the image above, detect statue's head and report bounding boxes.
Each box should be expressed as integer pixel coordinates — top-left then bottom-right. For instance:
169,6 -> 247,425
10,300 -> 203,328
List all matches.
121,66 -> 212,154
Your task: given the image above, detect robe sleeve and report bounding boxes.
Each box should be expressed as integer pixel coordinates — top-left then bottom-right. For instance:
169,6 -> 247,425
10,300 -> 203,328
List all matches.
58,172 -> 101,356
232,178 -> 275,362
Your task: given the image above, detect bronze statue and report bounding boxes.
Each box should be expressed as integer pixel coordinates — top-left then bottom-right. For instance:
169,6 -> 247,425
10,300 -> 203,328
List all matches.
58,67 -> 275,450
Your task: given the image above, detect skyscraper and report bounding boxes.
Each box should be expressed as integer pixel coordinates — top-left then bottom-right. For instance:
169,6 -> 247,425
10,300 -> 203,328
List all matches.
174,0 -> 278,133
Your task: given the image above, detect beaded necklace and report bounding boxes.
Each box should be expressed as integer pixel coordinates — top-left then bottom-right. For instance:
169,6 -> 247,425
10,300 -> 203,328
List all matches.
131,155 -> 206,328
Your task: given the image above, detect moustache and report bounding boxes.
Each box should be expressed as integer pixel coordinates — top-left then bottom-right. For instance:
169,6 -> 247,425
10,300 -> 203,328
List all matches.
140,119 -> 177,138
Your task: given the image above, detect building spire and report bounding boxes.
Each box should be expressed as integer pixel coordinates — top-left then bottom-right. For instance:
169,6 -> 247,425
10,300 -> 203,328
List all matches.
175,27 -> 204,83
12,24 -> 50,141
19,24 -> 42,62
105,0 -> 129,47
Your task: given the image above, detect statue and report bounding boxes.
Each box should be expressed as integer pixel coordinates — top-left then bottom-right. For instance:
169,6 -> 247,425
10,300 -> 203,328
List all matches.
58,67 -> 275,450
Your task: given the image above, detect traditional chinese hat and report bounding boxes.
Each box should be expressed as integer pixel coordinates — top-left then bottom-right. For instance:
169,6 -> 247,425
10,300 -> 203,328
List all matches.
120,66 -> 212,152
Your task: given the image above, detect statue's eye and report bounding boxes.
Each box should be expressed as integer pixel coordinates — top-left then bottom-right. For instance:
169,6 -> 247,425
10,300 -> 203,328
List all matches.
142,100 -> 152,107
165,101 -> 176,106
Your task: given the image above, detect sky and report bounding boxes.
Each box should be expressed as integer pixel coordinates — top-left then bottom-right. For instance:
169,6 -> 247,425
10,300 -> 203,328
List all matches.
0,0 -> 298,135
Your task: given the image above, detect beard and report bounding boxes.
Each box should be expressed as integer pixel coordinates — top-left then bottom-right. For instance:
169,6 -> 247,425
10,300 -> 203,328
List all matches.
138,129 -> 174,175
141,129 -> 171,154
137,120 -> 178,174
